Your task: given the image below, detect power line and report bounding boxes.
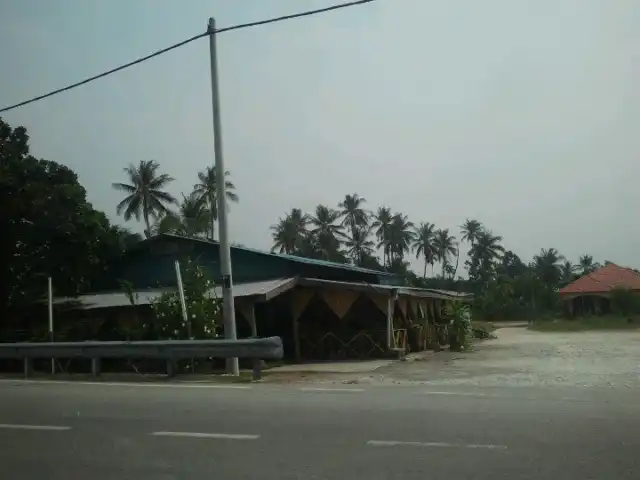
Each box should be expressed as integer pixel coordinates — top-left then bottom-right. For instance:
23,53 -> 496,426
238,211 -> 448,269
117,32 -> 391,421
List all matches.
0,0 -> 375,113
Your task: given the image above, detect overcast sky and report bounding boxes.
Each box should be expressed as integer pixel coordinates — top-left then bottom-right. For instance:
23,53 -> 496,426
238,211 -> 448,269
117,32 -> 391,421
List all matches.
2,0 -> 639,272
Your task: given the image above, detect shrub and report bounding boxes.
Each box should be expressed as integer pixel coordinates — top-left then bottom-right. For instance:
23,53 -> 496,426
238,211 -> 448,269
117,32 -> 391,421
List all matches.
445,301 -> 473,351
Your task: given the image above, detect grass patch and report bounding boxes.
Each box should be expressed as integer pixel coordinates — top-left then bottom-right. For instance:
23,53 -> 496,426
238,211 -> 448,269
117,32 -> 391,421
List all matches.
529,316 -> 640,332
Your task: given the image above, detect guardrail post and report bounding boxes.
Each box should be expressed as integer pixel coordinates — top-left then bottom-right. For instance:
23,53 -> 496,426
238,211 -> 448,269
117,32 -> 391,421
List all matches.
23,358 -> 32,379
252,358 -> 262,381
166,359 -> 175,378
91,358 -> 101,378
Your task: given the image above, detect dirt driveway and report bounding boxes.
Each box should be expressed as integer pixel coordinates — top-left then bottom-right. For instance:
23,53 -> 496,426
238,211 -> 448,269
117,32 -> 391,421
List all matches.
270,327 -> 640,388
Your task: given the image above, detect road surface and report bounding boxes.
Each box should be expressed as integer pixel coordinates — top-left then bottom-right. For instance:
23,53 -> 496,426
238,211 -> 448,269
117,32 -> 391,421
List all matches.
0,380 -> 638,479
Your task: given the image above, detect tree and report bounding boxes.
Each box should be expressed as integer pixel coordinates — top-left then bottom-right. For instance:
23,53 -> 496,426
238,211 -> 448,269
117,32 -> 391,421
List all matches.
112,160 -> 177,237
433,228 -> 458,277
338,193 -> 368,236
533,248 -> 565,288
460,219 -> 483,246
345,226 -> 375,266
112,226 -> 143,251
0,118 -> 122,319
156,193 -> 210,237
270,208 -> 309,254
466,230 -> 504,284
412,222 -> 437,278
309,205 -> 344,261
578,254 -> 599,276
192,166 -> 238,241
560,261 -> 577,285
388,213 -> 414,263
371,206 -> 393,267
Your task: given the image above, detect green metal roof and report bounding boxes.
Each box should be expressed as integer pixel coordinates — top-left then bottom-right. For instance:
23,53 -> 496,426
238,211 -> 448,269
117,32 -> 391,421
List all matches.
146,234 -> 398,278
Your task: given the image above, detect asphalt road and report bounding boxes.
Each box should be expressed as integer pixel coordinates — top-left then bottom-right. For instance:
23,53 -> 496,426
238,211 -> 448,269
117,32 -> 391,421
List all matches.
0,380 -> 638,479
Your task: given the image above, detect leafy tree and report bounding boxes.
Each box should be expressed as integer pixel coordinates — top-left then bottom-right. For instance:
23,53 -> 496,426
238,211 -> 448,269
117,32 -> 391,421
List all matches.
112,160 -> 177,237
560,260 -> 577,285
112,226 -> 143,250
0,118 -> 122,319
192,166 -> 238,241
412,222 -> 437,278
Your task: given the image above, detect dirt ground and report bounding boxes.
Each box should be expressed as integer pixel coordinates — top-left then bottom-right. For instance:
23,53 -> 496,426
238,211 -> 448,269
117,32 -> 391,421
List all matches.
268,326 -> 640,388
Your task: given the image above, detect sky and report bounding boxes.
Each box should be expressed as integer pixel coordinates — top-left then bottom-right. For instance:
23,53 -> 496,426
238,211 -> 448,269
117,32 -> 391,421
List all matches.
1,0 -> 639,273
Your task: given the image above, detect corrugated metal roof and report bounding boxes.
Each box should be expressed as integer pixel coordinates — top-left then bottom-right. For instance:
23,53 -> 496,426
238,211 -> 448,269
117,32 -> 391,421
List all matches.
559,263 -> 640,295
54,278 -> 297,310
298,278 -> 473,300
146,234 -> 398,278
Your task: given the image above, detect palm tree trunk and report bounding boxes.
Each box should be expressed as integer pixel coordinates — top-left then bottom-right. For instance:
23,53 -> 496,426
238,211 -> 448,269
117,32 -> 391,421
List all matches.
441,260 -> 447,278
423,258 -> 427,278
452,249 -> 460,279
143,200 -> 151,238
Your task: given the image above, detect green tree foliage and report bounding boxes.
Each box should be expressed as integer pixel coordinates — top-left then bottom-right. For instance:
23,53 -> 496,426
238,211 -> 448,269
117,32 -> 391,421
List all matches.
192,166 -> 238,241
112,160 -> 177,238
0,118 -> 122,317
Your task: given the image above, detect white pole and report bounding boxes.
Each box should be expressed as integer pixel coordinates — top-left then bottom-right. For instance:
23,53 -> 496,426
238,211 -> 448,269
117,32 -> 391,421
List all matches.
47,276 -> 54,374
208,17 -> 239,375
174,261 -> 191,339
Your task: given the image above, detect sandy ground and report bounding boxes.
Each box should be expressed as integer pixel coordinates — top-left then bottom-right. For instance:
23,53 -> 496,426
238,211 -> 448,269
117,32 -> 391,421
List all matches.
268,327 -> 640,388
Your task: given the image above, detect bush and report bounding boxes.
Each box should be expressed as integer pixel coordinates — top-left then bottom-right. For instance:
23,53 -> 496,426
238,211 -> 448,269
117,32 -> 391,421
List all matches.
149,259 -> 221,339
445,301 -> 473,351
610,287 -> 640,315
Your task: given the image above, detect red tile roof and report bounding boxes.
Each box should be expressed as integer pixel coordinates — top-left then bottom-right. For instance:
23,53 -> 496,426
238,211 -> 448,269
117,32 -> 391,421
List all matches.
559,263 -> 640,295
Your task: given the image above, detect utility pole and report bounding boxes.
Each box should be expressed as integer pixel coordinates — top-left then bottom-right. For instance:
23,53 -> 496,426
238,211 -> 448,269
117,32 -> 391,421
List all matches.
208,17 -> 239,375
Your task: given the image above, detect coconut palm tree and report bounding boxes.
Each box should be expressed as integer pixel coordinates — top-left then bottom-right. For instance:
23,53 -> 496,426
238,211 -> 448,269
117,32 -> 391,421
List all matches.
309,205 -> 344,261
533,248 -> 565,287
560,260 -> 577,285
192,166 -> 238,241
156,193 -> 211,237
112,160 -> 177,237
371,206 -> 393,267
345,226 -> 375,266
467,230 -> 504,282
460,219 -> 483,246
270,208 -> 309,254
433,228 -> 458,277
578,254 -> 599,276
412,222 -> 437,278
388,213 -> 414,263
338,193 -> 368,236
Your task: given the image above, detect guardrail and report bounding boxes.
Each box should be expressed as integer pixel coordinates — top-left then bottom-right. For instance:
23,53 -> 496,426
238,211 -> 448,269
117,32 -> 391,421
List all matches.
0,337 -> 283,381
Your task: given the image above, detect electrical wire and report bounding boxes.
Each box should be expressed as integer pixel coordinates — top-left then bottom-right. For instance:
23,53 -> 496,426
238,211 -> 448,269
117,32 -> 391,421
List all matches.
0,0 -> 375,113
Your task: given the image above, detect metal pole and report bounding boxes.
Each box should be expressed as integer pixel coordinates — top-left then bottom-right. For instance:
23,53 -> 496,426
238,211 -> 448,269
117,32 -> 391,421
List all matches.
174,261 -> 191,339
47,276 -> 54,374
208,17 -> 239,375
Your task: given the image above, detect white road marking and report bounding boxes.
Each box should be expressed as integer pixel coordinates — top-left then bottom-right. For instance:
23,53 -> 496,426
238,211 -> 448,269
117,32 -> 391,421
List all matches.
0,423 -> 71,431
0,379 -> 251,389
151,431 -> 259,440
423,391 -> 488,397
367,440 -> 507,450
299,387 -> 365,392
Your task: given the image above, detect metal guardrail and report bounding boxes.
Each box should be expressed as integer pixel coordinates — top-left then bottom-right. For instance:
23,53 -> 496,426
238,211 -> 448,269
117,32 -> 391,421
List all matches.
0,337 -> 283,380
